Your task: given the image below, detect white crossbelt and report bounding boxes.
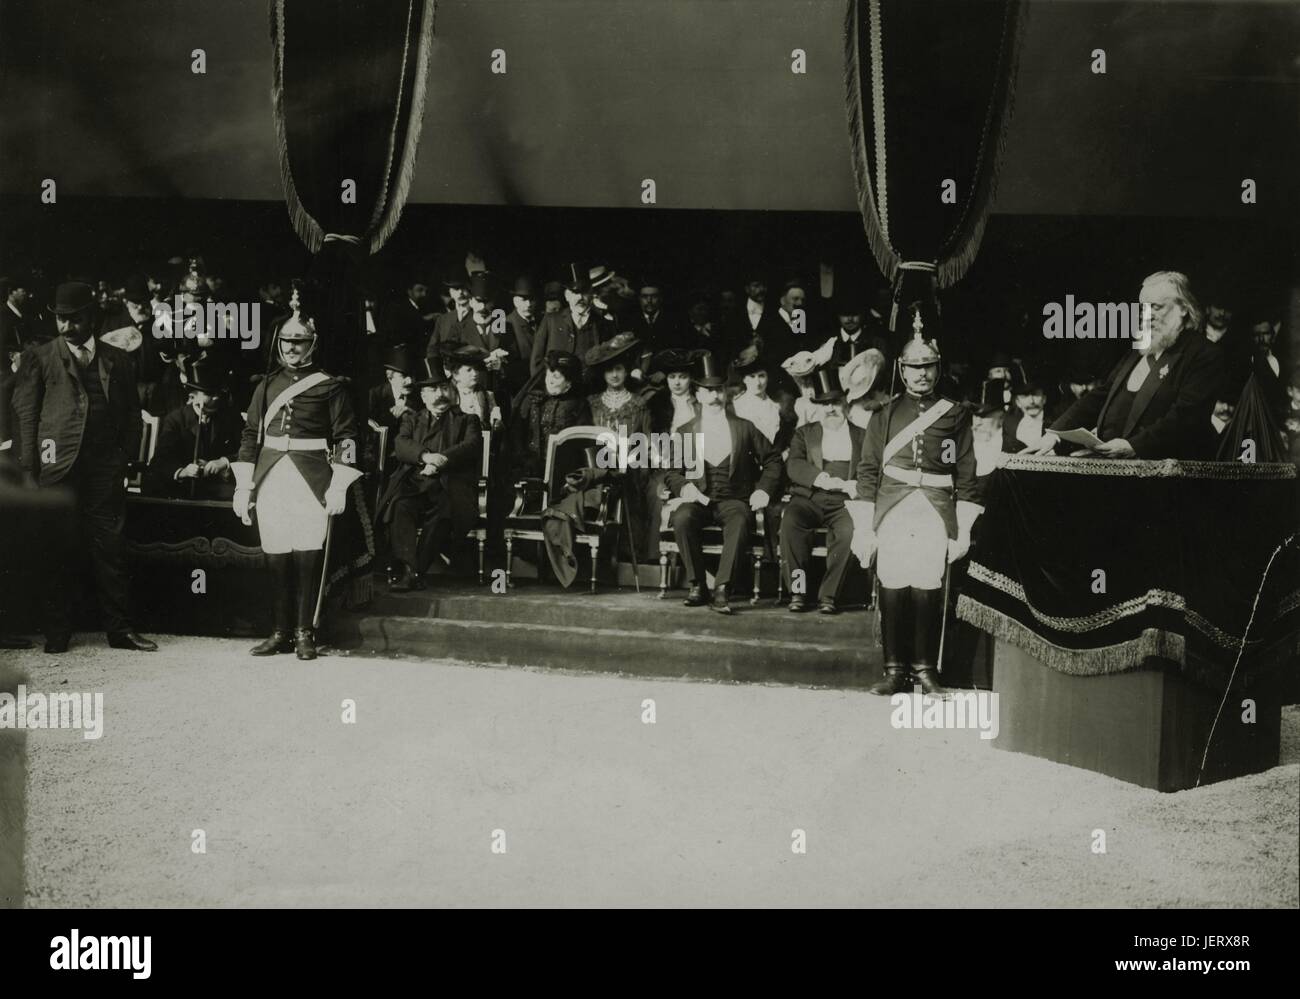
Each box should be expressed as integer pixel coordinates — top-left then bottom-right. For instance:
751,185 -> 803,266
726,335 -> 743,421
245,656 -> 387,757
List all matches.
264,435 -> 328,452
883,465 -> 953,488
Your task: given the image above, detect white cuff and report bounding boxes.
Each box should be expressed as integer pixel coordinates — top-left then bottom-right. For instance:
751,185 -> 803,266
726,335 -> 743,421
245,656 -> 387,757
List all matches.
956,500 -> 983,537
329,463 -> 364,491
231,461 -> 255,491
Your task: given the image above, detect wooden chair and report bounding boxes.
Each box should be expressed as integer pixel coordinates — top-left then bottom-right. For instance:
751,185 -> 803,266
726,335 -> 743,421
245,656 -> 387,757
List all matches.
503,425 -> 624,593
656,489 -> 769,605
127,410 -> 160,493
468,430 -> 492,583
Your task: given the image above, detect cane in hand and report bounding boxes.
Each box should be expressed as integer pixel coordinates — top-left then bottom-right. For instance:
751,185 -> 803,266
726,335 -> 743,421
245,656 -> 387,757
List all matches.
936,560 -> 952,675
312,504 -> 337,631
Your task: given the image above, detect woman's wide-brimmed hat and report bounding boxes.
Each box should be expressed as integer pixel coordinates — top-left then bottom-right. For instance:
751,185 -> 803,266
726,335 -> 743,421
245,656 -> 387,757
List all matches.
839,347 -> 886,402
583,332 -> 641,370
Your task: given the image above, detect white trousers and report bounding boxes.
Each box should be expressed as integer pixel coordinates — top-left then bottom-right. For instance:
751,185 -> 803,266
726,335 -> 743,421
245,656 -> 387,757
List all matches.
875,490 -> 947,590
257,458 -> 327,554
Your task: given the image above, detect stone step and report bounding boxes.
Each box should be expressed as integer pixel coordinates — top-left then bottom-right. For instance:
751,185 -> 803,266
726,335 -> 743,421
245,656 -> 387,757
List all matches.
332,582 -> 883,689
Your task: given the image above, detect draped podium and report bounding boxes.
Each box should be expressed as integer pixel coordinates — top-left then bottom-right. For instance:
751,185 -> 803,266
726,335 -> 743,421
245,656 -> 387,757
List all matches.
957,455 -> 1299,790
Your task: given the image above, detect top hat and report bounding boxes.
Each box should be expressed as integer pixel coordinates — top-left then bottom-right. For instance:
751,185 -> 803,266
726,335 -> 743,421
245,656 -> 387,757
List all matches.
584,332 -> 641,370
383,345 -> 414,376
563,263 -> 593,294
52,281 -> 96,316
839,347 -> 886,403
181,356 -> 228,395
972,378 -> 1006,417
468,272 -> 499,304
413,356 -> 450,388
692,351 -> 726,388
511,275 -> 538,298
544,350 -> 582,385
811,365 -> 846,404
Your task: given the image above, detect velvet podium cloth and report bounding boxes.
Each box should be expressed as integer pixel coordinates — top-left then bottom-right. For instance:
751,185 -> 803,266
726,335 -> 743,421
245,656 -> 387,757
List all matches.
956,454 -> 1298,691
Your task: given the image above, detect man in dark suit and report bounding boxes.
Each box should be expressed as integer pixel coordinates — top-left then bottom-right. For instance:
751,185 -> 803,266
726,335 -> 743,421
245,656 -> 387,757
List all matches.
665,352 -> 782,615
780,368 -> 864,615
506,275 -> 540,379
0,275 -> 34,365
383,271 -> 434,353
11,281 -> 157,654
829,291 -> 890,365
529,264 -> 615,375
146,357 -> 243,499
1034,271 -> 1223,460
629,276 -> 685,352
426,270 -> 475,356
375,359 -> 483,592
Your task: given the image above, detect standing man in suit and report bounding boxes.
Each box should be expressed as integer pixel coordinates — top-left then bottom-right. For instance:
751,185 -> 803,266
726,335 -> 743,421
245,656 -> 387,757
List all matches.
375,359 -> 483,592
11,281 -> 157,654
427,270 -> 475,356
665,352 -> 782,615
383,269 -> 434,353
780,368 -> 864,615
232,307 -> 362,661
1033,271 -> 1223,460
529,264 -> 615,375
856,316 -> 982,696
506,275 -> 540,380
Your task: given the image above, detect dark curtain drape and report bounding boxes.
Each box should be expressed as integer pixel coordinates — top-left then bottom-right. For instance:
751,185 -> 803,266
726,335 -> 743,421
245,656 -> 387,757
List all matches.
845,0 -> 1025,329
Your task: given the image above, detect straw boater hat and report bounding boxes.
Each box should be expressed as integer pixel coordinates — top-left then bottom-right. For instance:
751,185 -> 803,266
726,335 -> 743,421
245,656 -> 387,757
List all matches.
839,347 -> 886,403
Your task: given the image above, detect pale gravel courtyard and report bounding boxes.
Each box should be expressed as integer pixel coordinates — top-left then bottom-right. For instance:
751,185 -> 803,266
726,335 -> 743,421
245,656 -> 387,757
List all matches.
7,635 -> 1298,907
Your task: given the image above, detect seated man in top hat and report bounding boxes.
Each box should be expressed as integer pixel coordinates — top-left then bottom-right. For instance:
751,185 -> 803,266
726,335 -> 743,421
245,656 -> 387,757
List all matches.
780,368 -> 864,614
376,359 -> 483,591
147,356 -> 244,500
366,345 -> 420,468
665,352 -> 782,615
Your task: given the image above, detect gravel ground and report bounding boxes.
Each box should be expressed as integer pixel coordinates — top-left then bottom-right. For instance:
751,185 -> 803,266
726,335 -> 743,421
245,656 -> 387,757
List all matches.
6,634 -> 1298,907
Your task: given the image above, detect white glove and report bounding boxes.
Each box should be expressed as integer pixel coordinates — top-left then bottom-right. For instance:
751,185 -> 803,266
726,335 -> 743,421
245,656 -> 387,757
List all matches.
679,482 -> 705,505
233,488 -> 253,526
947,534 -> 971,564
749,489 -> 770,512
324,486 -> 347,517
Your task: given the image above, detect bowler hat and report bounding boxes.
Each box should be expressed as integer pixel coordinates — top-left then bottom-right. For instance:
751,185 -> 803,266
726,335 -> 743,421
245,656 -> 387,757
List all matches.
584,332 -> 641,370
52,281 -> 96,316
413,357 -> 450,388
543,280 -> 565,303
512,275 -> 538,298
442,270 -> 468,290
383,345 -> 414,376
692,351 -> 726,388
811,366 -> 846,404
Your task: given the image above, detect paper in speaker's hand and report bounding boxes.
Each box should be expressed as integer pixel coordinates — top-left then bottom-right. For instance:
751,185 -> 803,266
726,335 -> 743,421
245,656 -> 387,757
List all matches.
1055,427 -> 1106,450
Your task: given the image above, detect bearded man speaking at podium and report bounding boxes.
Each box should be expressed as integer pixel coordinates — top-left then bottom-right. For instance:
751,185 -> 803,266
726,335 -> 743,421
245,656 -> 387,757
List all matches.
1032,271 -> 1223,460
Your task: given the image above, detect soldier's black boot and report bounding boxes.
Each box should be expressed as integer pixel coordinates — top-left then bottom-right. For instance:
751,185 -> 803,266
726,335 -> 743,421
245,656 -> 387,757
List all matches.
870,587 -> 912,696
250,554 -> 295,655
294,549 -> 324,661
911,586 -> 947,696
